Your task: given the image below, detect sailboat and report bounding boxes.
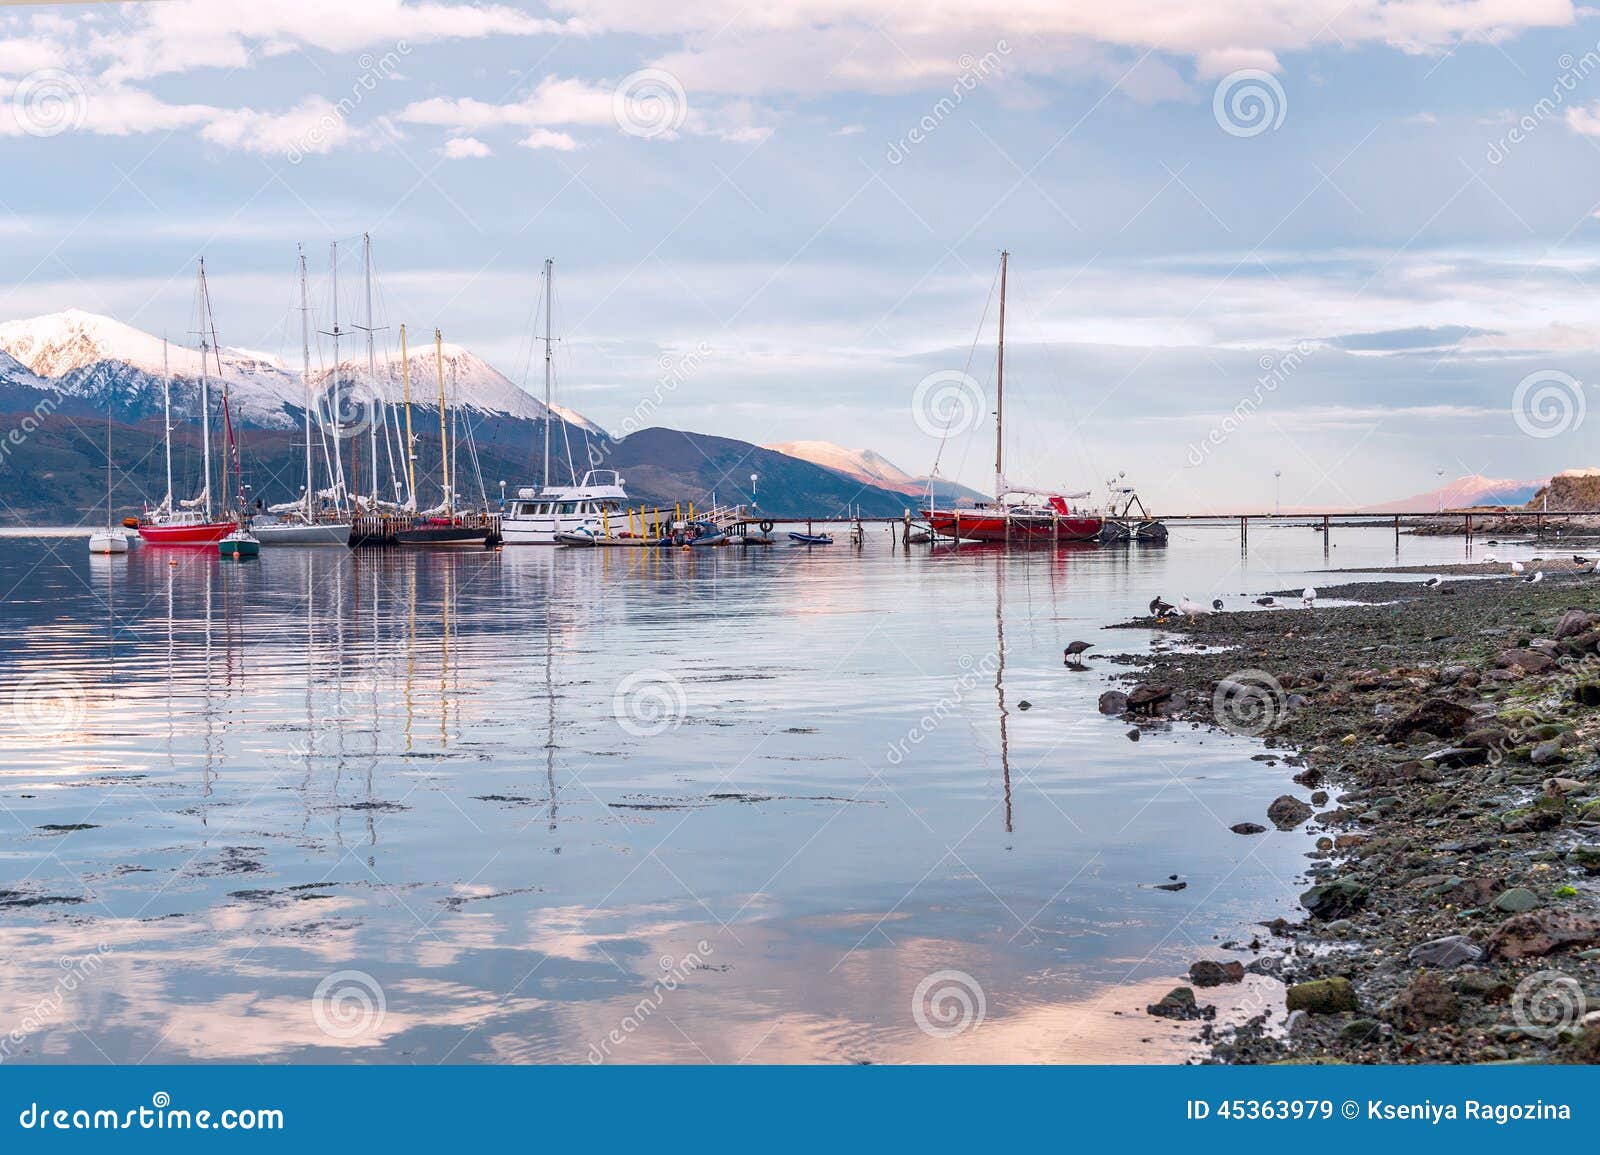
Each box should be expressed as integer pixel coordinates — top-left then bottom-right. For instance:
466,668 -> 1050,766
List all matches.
255,245 -> 353,546
137,261 -> 242,547
501,259 -> 632,544
88,387 -> 129,554
394,328 -> 491,548
920,250 -> 1104,544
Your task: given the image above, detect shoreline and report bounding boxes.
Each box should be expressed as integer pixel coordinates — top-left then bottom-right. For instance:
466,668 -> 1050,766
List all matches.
1108,569 -> 1600,1063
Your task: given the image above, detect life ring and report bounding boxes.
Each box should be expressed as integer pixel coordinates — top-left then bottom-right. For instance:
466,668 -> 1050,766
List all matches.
759,520 -> 773,534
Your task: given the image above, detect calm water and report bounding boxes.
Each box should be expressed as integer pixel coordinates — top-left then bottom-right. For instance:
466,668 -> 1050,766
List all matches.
0,523 -> 1513,1063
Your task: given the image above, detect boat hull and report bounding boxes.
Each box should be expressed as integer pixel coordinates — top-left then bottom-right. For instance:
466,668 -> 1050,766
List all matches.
253,521 -> 351,546
88,530 -> 129,554
922,509 -> 1103,543
137,521 -> 236,546
218,537 -> 261,559
394,526 -> 490,548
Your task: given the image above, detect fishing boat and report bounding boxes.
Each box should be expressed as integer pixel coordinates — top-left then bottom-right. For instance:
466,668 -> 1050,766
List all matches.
217,528 -> 260,558
256,244 -> 352,546
137,262 -> 242,548
395,328 -> 490,548
788,531 -> 833,545
89,381 -> 129,555
919,251 -> 1104,545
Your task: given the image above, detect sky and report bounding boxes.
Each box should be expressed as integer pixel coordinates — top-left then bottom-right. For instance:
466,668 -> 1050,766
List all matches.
4,2 -> 1600,509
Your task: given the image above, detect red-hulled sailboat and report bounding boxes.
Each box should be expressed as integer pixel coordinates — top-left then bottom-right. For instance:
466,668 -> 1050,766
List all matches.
138,260 -> 238,547
920,250 -> 1103,544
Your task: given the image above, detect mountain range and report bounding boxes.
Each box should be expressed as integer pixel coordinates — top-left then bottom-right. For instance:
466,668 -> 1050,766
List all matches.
0,309 -> 915,522
765,440 -> 989,505
1356,474 -> 1547,514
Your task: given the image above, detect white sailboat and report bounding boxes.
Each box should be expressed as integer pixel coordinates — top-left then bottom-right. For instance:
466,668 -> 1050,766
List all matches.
255,245 -> 352,546
501,259 -> 632,544
88,384 -> 129,555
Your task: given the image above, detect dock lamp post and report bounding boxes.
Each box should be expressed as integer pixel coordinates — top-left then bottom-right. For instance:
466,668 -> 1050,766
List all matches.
498,480 -> 506,512
1436,469 -> 1444,514
1274,470 -> 1281,516
750,473 -> 759,509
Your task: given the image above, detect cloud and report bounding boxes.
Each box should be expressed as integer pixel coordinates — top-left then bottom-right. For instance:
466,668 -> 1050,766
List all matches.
441,134 -> 492,157
519,128 -> 578,150
832,124 -> 864,136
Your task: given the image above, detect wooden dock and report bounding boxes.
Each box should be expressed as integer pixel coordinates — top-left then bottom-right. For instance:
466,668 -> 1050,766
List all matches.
349,511 -> 503,547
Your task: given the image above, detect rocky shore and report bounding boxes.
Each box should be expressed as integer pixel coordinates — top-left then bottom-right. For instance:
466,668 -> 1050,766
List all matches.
1109,565 -> 1600,1063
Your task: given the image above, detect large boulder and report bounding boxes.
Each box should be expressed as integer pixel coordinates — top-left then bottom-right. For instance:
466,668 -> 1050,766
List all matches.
1497,649 -> 1557,675
1486,911 -> 1600,960
1301,877 -> 1369,920
1407,934 -> 1482,968
1383,698 -> 1475,743
1267,795 -> 1314,829
1285,977 -> 1357,1014
1554,609 -> 1599,639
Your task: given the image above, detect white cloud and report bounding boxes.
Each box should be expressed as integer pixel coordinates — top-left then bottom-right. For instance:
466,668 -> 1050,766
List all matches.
441,134 -> 492,157
832,124 -> 864,136
519,128 -> 577,150
200,96 -> 365,157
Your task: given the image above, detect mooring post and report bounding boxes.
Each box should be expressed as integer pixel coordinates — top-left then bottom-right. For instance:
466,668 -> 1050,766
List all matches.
953,511 -> 960,548
1394,513 -> 1400,548
1465,513 -> 1473,538
1240,515 -> 1247,549
902,509 -> 910,547
1052,510 -> 1059,546
1537,512 -> 1544,539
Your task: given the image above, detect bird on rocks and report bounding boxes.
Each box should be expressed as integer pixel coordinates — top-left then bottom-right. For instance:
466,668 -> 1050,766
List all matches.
1482,552 -> 1498,564
1511,560 -> 1525,574
1149,596 -> 1174,617
1177,596 -> 1211,619
1211,597 -> 1224,611
1063,641 -> 1094,667
1524,570 -> 1544,584
1423,576 -> 1443,588
1574,555 -> 1590,565
1301,586 -> 1318,608
1254,596 -> 1275,606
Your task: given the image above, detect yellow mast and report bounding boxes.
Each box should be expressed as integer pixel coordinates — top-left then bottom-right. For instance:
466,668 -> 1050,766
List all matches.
434,328 -> 450,516
400,323 -> 416,505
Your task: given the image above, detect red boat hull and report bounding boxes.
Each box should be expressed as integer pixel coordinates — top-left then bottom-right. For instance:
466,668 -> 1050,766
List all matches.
137,521 -> 237,546
922,509 -> 1103,543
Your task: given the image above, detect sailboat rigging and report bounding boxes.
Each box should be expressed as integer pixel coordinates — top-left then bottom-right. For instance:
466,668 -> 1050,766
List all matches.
137,260 -> 243,547
920,250 -> 1104,544
393,328 -> 492,548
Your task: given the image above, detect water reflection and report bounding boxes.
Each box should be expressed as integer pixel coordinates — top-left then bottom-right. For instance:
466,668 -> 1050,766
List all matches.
0,527 -> 1483,1063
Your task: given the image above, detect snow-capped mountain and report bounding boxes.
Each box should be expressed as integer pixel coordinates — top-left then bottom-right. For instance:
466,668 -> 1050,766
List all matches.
0,309 -> 598,432
1358,474 -> 1547,513
766,439 -> 990,503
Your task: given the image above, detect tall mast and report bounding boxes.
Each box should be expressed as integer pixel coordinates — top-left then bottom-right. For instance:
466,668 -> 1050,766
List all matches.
435,329 -> 450,516
400,323 -> 415,506
542,257 -> 553,489
161,336 -> 172,511
320,241 -> 347,512
197,260 -> 213,521
104,367 -> 113,529
362,232 -> 379,505
299,245 -> 313,517
995,249 -> 1007,500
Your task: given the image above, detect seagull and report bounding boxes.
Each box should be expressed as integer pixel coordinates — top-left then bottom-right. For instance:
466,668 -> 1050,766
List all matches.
1511,560 -> 1525,574
1177,596 -> 1211,619
1525,570 -> 1544,584
1574,555 -> 1590,565
1149,596 -> 1174,616
1423,576 -> 1443,588
1482,552 -> 1498,564
1063,641 -> 1093,667
1301,586 -> 1318,608
1211,598 -> 1224,611
1254,596 -> 1275,606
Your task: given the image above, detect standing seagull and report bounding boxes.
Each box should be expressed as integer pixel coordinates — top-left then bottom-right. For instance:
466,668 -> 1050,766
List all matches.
1149,596 -> 1174,617
1063,641 -> 1093,667
1482,553 -> 1498,564
1301,586 -> 1318,608
1525,570 -> 1544,584
1177,596 -> 1211,619
1423,576 -> 1443,588
1511,560 -> 1525,574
